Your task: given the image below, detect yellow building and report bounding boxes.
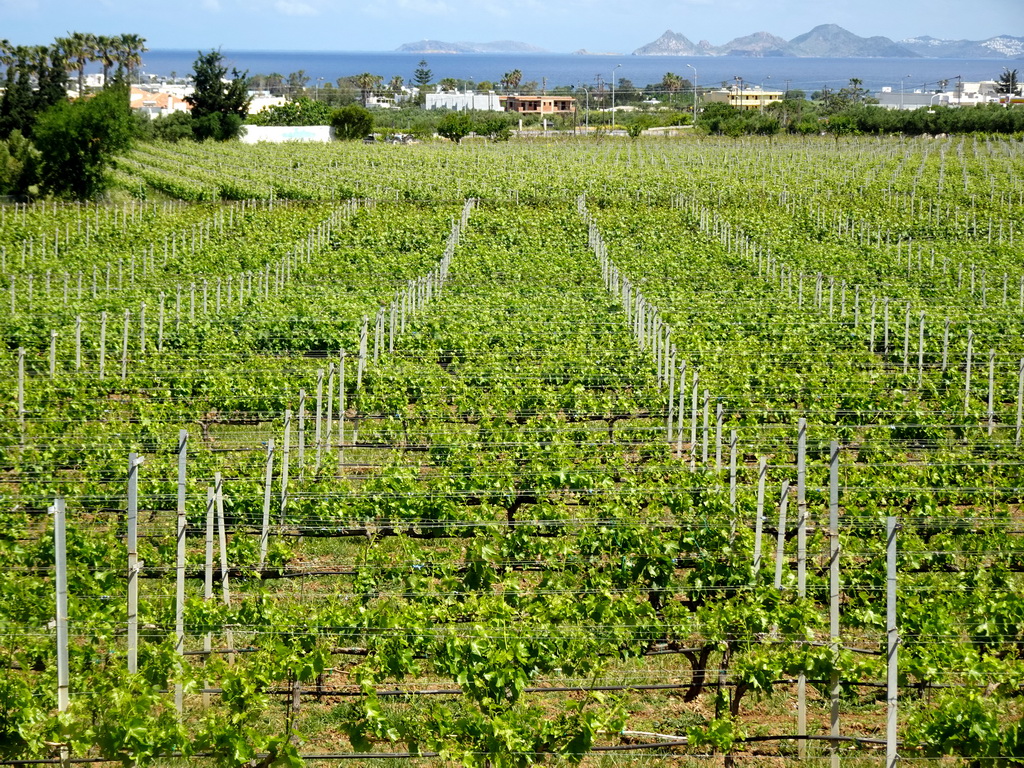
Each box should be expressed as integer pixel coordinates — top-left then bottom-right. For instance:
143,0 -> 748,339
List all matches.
703,87 -> 784,111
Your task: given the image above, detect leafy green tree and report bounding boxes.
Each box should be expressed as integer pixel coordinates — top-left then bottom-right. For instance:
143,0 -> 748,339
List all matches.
287,70 -> 310,95
819,77 -> 876,114
185,50 -> 250,141
0,41 -> 68,140
148,111 -> 195,142
478,114 -> 514,141
0,130 -> 41,196
437,111 -> 474,143
32,84 -> 135,198
695,101 -> 738,134
0,47 -> 36,139
34,45 -> 69,113
249,97 -> 334,126
626,114 -> 654,138
330,104 -> 373,140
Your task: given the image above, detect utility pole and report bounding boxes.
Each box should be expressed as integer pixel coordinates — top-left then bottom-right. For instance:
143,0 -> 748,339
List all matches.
687,63 -> 698,123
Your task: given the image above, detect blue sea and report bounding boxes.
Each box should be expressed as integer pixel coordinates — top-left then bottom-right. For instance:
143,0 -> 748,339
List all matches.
140,50 -> 1007,94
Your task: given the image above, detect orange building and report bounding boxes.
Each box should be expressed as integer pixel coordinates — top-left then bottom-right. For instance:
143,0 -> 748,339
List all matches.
504,96 -> 577,115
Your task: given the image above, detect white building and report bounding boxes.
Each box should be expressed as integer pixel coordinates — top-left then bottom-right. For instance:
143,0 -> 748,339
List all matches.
876,81 -> 1002,110
425,90 -> 504,111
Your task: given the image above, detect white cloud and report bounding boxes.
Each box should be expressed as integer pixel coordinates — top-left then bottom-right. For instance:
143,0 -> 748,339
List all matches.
200,0 -> 222,11
275,0 -> 318,15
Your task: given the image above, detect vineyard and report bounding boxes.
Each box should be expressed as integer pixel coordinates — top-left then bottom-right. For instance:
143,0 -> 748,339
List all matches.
2,134 -> 1023,767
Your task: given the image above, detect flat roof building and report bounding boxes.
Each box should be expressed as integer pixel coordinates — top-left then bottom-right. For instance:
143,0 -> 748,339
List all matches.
504,96 -> 576,115
703,87 -> 784,111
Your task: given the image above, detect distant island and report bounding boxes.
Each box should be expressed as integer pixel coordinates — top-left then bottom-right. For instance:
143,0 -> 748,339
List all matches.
396,25 -> 1024,59
631,24 -> 1024,58
395,40 -> 547,54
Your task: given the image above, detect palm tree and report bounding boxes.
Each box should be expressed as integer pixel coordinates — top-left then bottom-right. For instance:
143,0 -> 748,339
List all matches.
354,72 -> 382,106
438,77 -> 459,93
59,32 -> 96,97
388,75 -> 404,96
660,72 -> 684,94
501,69 -> 522,93
115,33 -> 147,83
95,35 -> 117,86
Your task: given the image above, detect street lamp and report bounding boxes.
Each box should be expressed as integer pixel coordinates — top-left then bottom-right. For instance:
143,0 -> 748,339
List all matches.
686,63 -> 697,123
611,63 -> 621,129
315,76 -> 324,101
578,84 -> 591,134
900,74 -> 912,110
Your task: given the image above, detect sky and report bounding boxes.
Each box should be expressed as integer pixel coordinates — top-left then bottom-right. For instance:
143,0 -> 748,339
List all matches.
1,0 -> 1021,53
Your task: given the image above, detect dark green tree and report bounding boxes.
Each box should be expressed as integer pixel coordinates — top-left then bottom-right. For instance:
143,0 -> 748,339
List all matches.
330,104 -> 373,140
478,114 -> 514,141
0,130 -> 41,196
148,111 -> 195,142
32,84 -> 135,198
436,111 -> 474,143
695,101 -> 738,134
33,45 -> 69,114
996,68 -> 1019,95
0,47 -> 36,139
413,60 -> 432,88
287,70 -> 310,95
185,50 -> 250,140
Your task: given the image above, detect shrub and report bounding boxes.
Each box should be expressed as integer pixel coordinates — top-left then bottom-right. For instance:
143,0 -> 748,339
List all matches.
330,104 -> 373,140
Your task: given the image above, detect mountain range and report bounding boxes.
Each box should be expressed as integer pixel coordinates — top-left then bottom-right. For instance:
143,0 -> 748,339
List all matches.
632,25 -> 1024,58
396,26 -> 1024,59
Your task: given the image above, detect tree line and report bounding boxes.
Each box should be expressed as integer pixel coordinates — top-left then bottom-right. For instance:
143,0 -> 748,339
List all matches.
0,33 -> 146,199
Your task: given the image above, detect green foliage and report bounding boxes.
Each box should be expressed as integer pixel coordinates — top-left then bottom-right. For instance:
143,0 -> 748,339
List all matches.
413,60 -> 432,88
147,111 -> 195,143
248,97 -> 333,126
184,50 -> 250,140
996,68 -> 1020,96
696,101 -> 738,134
32,84 -> 135,198
908,690 -> 1024,764
329,104 -> 373,140
191,112 -> 244,142
436,111 -> 475,143
477,114 -> 514,141
0,130 -> 41,196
